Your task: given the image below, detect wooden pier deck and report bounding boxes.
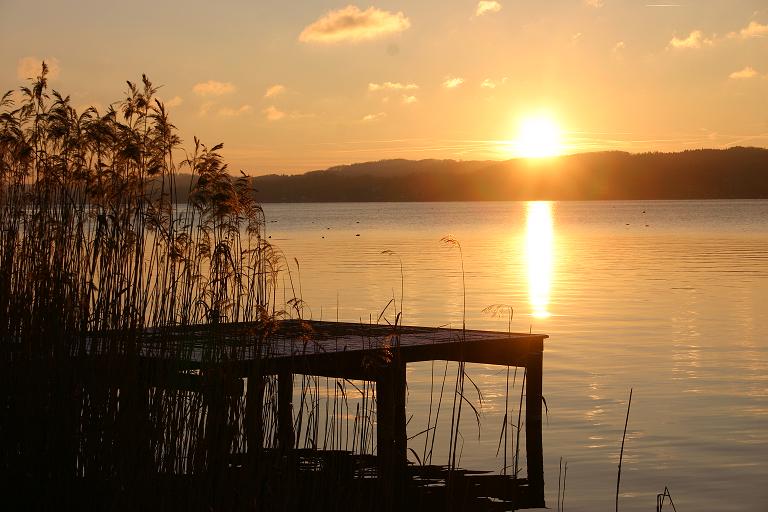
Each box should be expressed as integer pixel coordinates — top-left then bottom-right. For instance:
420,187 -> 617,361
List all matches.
78,320 -> 548,510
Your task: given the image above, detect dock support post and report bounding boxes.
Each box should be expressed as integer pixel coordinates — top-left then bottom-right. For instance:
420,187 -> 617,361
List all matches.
525,338 -> 545,506
246,372 -> 265,455
277,371 -> 294,451
376,359 -> 407,507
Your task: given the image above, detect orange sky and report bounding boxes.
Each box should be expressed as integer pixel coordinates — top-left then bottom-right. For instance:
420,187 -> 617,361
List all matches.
2,1 -> 767,174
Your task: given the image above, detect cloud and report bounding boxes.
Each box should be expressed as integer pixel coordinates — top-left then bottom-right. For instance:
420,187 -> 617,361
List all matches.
475,1 -> 502,17
728,21 -> 768,39
481,78 -> 497,89
193,80 -> 236,96
442,77 -> 464,89
613,41 -> 626,53
668,30 -> 713,49
368,81 -> 419,91
362,112 -> 386,122
729,66 -> 758,79
299,5 -> 410,44
584,0 -> 604,7
402,95 -> 418,104
165,96 -> 184,108
264,84 -> 286,98
17,56 -> 60,80
263,106 -> 286,121
219,105 -> 252,117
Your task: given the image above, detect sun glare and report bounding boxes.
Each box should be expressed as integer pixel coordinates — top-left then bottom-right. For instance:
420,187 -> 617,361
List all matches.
512,116 -> 564,158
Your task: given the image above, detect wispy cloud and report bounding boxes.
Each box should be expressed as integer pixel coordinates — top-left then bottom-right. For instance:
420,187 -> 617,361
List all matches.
668,30 -> 713,49
263,106 -> 285,121
443,77 -> 465,89
164,96 -> 184,108
728,21 -> 768,39
219,105 -> 252,117
729,66 -> 758,79
264,84 -> 286,98
299,6 -> 410,44
368,81 -> 418,91
17,56 -> 60,80
193,80 -> 236,96
362,112 -> 386,122
402,95 -> 418,104
584,0 -> 604,7
613,41 -> 626,53
481,79 -> 497,89
475,1 -> 502,17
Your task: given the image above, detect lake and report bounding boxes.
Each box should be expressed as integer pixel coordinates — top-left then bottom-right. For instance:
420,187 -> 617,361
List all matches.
261,200 -> 768,512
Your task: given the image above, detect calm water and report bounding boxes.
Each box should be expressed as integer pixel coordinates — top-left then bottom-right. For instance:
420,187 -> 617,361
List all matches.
262,200 -> 768,512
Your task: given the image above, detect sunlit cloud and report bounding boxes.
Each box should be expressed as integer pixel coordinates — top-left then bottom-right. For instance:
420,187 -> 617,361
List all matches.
263,105 -> 285,121
402,95 -> 418,104
362,112 -> 386,122
584,0 -> 604,7
17,56 -> 60,80
219,105 -> 252,117
164,96 -> 183,108
475,1 -> 502,17
669,30 -> 714,49
442,77 -> 464,89
728,21 -> 768,39
264,84 -> 286,98
481,79 -> 497,89
613,41 -> 626,53
729,66 -> 758,79
368,81 -> 418,91
299,5 -> 410,44
193,80 -> 236,96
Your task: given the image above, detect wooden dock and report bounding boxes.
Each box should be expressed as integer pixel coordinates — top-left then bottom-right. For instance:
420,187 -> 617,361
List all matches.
75,320 -> 548,510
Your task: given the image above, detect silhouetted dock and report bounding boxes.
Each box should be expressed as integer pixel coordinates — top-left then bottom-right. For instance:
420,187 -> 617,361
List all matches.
74,320 -> 547,511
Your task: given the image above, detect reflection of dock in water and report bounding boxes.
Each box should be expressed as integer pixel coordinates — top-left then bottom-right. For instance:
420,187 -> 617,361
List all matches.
74,320 -> 548,511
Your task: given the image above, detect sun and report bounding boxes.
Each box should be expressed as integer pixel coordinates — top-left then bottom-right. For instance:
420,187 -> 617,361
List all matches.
511,116 -> 564,158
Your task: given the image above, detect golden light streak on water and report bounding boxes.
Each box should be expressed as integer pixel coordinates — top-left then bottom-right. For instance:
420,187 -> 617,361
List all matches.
525,201 -> 554,319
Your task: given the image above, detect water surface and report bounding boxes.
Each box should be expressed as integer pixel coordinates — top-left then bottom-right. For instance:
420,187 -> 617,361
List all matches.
262,200 -> 768,512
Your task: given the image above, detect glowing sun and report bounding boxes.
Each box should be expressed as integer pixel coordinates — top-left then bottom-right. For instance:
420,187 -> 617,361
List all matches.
511,116 -> 564,158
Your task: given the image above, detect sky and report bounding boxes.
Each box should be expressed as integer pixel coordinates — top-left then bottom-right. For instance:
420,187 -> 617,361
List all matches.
1,0 -> 767,174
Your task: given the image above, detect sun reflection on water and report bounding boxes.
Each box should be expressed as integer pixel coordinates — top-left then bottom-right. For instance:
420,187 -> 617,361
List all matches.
525,201 -> 554,319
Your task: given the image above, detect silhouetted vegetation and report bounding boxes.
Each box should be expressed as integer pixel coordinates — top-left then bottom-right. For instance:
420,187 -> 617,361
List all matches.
243,148 -> 768,202
0,64 -> 279,510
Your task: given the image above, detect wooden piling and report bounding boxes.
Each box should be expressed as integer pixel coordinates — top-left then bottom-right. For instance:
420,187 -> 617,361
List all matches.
525,337 -> 545,506
278,371 -> 295,450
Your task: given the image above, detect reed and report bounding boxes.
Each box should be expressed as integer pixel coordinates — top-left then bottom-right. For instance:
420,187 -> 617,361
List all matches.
0,64 -> 275,509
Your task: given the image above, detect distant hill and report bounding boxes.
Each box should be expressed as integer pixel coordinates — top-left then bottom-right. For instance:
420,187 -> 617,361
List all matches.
171,147 -> 768,202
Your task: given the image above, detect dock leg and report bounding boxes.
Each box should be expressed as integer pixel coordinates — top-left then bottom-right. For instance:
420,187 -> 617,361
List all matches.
246,373 -> 265,454
525,338 -> 545,506
376,360 -> 407,508
277,371 -> 295,451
